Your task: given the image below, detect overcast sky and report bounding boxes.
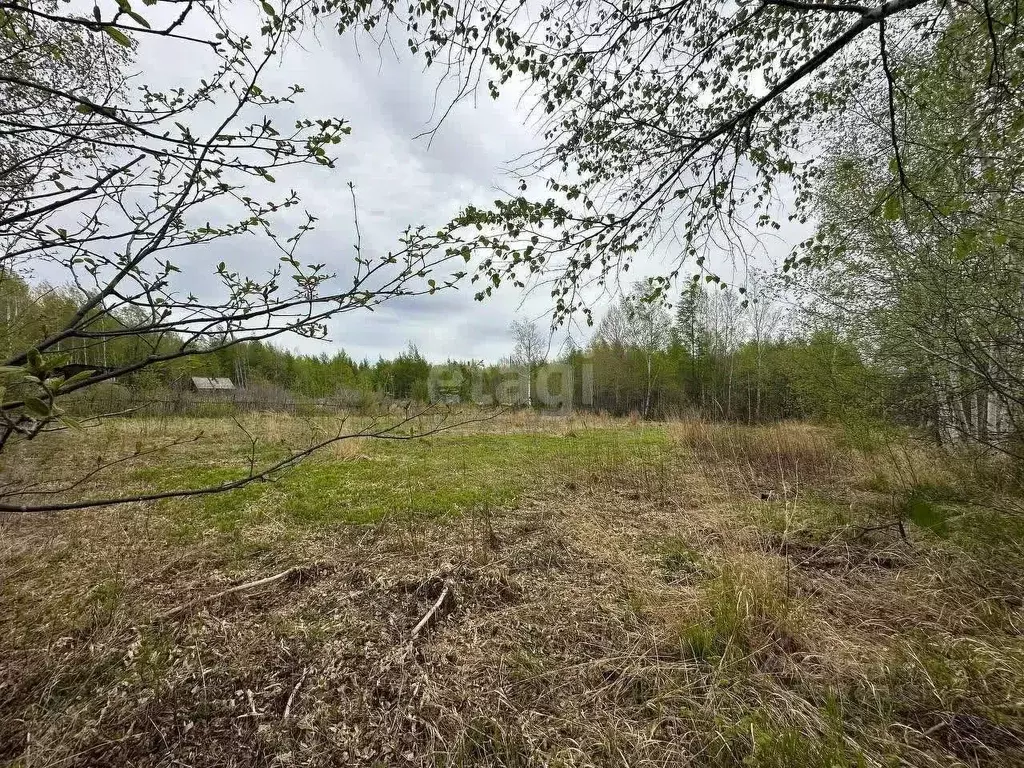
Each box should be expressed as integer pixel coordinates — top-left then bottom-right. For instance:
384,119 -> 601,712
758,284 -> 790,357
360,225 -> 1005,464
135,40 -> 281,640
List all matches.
126,9 -> 807,364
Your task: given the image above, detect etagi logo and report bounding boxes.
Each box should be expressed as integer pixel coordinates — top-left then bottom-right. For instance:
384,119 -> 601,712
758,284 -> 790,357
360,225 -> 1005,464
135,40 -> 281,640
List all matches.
427,363 -> 594,410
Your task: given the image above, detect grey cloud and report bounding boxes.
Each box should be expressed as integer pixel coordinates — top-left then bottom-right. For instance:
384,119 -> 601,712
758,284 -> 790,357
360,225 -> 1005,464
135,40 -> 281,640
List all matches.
112,5 -> 797,366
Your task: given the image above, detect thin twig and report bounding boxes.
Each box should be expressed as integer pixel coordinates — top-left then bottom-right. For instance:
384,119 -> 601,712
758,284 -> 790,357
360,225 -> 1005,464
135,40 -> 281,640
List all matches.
411,580 -> 452,638
283,667 -> 309,720
157,564 -> 314,621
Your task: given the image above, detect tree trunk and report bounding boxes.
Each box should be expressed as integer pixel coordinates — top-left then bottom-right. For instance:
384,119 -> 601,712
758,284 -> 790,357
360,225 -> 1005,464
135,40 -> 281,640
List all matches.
944,369 -> 970,443
643,354 -> 652,419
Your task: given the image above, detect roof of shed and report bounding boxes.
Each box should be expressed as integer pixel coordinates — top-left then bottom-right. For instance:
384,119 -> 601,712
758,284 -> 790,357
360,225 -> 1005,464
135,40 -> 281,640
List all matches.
191,376 -> 235,390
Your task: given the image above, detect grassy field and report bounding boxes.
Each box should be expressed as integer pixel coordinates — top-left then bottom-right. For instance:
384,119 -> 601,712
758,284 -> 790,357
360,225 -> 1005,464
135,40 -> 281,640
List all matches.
2,412 -> 1024,767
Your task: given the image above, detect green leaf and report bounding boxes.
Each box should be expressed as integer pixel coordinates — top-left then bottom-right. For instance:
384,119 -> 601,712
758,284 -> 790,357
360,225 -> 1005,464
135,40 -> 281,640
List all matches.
23,397 -> 50,418
59,370 -> 96,389
882,196 -> 901,221
126,9 -> 151,27
953,229 -> 979,261
26,348 -> 44,372
103,26 -> 132,46
75,103 -> 95,114
59,415 -> 85,431
261,0 -> 276,14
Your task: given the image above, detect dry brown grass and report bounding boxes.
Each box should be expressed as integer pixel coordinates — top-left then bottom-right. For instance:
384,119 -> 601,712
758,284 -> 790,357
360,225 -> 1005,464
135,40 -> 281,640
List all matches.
669,420 -> 854,494
2,415 -> 1023,767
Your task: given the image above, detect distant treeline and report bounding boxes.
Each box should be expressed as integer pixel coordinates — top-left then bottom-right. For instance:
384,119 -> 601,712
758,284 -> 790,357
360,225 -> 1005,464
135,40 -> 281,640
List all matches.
1,271 -> 899,424
566,281 -> 883,424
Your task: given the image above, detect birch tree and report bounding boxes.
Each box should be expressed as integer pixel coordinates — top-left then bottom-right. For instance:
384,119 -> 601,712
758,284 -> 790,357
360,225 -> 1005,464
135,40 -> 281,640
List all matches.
801,7 -> 1024,454
622,284 -> 672,419
382,0 -> 1023,322
510,318 -> 546,406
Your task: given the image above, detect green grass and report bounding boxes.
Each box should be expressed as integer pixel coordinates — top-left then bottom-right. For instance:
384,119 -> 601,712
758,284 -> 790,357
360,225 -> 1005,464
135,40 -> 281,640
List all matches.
659,535 -> 704,575
135,427 -> 670,534
671,559 -> 797,663
728,706 -> 862,768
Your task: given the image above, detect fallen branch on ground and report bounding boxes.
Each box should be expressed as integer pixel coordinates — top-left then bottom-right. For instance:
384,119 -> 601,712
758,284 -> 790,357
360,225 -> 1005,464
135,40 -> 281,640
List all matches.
854,519 -> 907,541
411,579 -> 453,638
371,576 -> 458,676
158,564 -> 319,621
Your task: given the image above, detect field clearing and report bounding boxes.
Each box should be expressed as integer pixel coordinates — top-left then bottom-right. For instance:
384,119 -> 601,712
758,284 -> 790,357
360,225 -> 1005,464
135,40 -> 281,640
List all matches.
2,414 -> 1024,767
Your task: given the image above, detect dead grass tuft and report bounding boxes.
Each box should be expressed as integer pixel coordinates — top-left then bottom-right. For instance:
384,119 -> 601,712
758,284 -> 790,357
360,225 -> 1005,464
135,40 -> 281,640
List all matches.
670,421 -> 853,497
